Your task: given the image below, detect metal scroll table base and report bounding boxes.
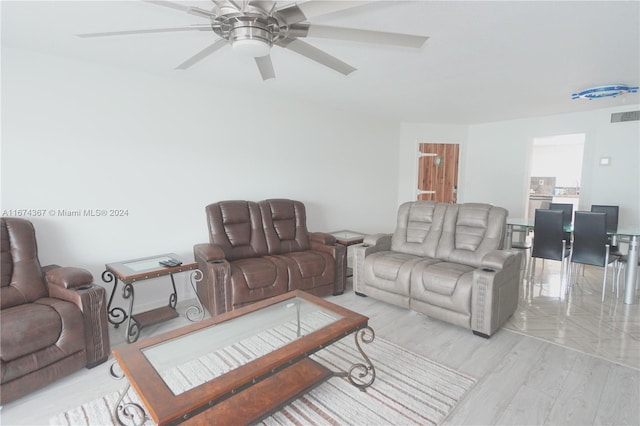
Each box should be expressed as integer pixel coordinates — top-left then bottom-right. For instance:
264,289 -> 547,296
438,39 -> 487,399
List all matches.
110,326 -> 376,426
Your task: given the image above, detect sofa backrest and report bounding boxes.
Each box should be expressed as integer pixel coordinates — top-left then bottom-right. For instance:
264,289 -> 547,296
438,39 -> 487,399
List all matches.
1,218 -> 49,310
391,201 -> 447,257
436,203 -> 508,267
259,199 -> 311,255
205,201 -> 268,261
390,201 -> 508,267
206,199 -> 312,260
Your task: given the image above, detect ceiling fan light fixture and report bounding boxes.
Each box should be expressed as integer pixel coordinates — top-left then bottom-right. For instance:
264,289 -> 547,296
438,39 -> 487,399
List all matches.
232,38 -> 271,57
229,19 -> 274,57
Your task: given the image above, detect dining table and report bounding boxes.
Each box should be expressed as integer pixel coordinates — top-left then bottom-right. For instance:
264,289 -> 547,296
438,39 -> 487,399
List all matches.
506,218 -> 640,305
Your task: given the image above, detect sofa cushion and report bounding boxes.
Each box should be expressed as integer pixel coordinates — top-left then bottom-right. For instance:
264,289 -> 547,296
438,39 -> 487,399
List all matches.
260,199 -> 311,255
206,201 -> 268,261
280,251 -> 329,279
229,257 -> 289,308
276,250 -> 335,293
1,218 -> 48,309
410,262 -> 474,316
391,201 -> 446,258
1,299 -> 87,385
436,203 -> 508,267
413,262 -> 475,296
0,303 -> 62,362
364,251 -> 435,297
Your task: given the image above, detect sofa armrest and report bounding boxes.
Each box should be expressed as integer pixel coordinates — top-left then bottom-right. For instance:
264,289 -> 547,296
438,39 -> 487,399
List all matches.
193,243 -> 231,317
310,238 -> 346,295
480,250 -> 517,271
309,232 -> 337,245
46,266 -> 110,367
363,233 -> 392,250
352,233 -> 392,295
471,250 -> 522,337
45,266 -> 93,290
194,243 -> 226,262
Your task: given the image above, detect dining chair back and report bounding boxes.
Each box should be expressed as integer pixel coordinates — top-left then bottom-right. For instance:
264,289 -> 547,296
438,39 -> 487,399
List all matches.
590,205 -> 621,255
590,205 -> 619,234
532,209 -> 569,261
530,209 -> 570,288
568,211 -> 621,301
549,203 -> 573,227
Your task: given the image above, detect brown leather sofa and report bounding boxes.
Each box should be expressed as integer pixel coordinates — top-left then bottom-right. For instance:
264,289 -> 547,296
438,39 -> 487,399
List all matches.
194,199 -> 346,317
353,201 -> 522,337
0,218 -> 110,404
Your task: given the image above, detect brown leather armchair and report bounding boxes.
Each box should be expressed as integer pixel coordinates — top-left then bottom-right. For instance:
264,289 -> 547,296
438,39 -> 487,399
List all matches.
0,217 -> 110,404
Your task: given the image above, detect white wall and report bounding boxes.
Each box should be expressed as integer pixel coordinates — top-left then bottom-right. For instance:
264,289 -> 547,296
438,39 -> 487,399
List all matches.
398,106 -> 640,226
4,47 -> 639,313
1,48 -> 400,311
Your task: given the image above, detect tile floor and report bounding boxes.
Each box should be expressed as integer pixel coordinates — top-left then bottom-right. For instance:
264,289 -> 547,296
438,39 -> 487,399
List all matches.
503,254 -> 639,370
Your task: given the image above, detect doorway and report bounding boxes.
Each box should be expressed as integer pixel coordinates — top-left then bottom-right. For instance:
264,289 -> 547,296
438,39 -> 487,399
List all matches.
417,143 -> 460,203
527,133 -> 585,220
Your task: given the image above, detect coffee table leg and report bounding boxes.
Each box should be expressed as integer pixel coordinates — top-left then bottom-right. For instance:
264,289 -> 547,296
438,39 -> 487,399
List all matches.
110,362 -> 147,426
335,326 -> 376,391
185,269 -> 205,322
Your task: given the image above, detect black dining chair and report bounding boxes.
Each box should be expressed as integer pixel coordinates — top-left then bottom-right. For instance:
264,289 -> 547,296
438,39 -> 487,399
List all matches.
549,202 -> 573,240
530,209 -> 571,287
591,204 -> 620,254
568,211 -> 621,301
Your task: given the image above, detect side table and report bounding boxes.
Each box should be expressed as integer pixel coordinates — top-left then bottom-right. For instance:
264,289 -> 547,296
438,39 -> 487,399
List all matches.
102,253 -> 204,343
330,230 -> 366,277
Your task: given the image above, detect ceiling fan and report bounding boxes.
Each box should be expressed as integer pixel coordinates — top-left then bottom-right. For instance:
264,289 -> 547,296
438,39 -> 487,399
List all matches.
78,0 -> 429,80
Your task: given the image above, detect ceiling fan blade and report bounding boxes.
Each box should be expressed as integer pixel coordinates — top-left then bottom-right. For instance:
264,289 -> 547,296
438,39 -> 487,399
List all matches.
247,1 -> 277,12
77,25 -> 212,38
255,55 -> 276,80
301,24 -> 429,48
144,0 -> 217,19
279,38 -> 356,76
175,39 -> 229,70
277,1 -> 372,25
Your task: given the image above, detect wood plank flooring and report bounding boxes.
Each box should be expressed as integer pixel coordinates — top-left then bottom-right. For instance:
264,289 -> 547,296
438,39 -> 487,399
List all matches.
1,261 -> 638,425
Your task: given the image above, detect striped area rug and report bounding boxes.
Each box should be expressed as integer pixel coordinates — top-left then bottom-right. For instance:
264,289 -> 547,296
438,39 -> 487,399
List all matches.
51,321 -> 476,425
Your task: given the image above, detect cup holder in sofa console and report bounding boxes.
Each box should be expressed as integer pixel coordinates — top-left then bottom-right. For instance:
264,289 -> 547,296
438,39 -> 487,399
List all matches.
482,268 -> 496,273
361,244 -> 370,248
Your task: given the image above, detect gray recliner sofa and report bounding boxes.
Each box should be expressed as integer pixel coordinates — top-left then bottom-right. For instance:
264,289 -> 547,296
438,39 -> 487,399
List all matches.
353,201 -> 521,337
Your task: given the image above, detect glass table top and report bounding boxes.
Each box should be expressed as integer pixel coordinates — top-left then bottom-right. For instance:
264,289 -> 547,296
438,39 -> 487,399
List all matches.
123,256 -> 176,273
141,297 -> 341,395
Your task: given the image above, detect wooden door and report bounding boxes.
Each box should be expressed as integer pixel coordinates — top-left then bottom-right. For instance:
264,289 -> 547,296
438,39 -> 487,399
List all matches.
417,143 -> 459,203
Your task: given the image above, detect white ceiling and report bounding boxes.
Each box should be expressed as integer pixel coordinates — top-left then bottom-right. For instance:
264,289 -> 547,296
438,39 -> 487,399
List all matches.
2,0 -> 639,124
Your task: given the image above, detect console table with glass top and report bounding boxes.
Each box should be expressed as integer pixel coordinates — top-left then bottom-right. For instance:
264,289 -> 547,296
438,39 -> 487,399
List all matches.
103,253 -> 204,343
110,290 -> 375,426
330,230 -> 366,278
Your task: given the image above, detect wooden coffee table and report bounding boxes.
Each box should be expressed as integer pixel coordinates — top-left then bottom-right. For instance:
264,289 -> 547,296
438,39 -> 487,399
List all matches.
111,290 -> 375,425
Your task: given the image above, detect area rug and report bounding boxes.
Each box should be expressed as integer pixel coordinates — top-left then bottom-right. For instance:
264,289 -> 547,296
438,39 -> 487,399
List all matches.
51,326 -> 476,425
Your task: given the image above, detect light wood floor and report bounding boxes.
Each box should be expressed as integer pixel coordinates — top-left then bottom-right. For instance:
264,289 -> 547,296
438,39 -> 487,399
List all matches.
1,260 -> 638,425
